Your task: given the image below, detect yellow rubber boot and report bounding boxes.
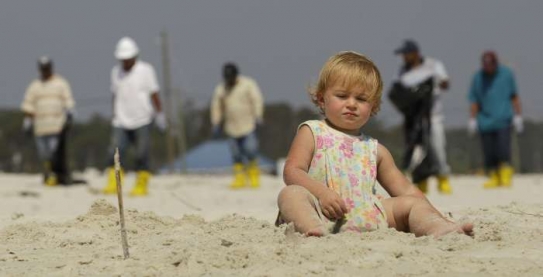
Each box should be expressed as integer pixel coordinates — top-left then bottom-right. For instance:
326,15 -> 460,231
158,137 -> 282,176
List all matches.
437,175 -> 452,194
131,171 -> 151,196
483,171 -> 500,189
247,160 -> 261,188
43,162 -> 57,187
416,179 -> 428,194
230,163 -> 247,189
103,167 -> 124,194
498,164 -> 514,187
45,174 -> 58,187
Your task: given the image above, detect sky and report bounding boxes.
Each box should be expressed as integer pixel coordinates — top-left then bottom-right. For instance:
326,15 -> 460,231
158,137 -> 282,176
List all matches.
1,0 -> 543,128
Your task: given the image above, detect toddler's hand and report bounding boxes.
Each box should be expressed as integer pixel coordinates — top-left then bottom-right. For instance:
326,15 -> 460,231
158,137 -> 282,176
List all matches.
318,190 -> 349,220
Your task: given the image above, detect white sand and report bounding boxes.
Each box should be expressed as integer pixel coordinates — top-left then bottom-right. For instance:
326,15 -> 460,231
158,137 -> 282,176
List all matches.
1,172 -> 543,276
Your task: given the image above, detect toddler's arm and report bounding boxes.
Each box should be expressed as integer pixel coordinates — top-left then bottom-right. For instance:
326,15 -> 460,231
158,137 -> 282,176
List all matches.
283,125 -> 348,219
376,143 -> 425,198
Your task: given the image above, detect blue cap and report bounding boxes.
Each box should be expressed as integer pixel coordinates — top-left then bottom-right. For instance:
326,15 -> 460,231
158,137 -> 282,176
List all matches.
394,40 -> 420,54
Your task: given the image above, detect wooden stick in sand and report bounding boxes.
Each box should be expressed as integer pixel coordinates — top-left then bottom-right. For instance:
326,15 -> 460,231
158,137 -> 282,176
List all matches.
114,148 -> 130,259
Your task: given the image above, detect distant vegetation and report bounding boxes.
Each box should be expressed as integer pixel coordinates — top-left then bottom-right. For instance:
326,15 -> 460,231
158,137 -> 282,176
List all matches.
1,105 -> 541,174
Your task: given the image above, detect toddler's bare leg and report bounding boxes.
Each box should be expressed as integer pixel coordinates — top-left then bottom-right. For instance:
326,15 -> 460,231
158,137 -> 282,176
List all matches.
382,196 -> 474,238
277,185 -> 326,236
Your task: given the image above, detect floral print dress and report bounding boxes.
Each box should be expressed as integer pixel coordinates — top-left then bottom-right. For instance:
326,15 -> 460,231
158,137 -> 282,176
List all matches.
304,120 -> 388,233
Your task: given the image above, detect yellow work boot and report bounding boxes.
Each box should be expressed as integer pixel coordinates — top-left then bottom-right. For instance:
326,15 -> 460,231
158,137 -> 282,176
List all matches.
437,175 -> 452,195
483,171 -> 500,189
230,163 -> 247,189
416,179 -> 428,194
102,167 -> 124,194
247,160 -> 261,188
45,173 -> 58,187
43,162 -> 57,186
131,170 -> 151,196
498,164 -> 514,187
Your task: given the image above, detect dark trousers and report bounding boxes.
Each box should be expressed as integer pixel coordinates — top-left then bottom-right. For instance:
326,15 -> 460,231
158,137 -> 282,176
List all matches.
228,131 -> 259,164
107,124 -> 151,171
37,125 -> 71,185
480,126 -> 511,171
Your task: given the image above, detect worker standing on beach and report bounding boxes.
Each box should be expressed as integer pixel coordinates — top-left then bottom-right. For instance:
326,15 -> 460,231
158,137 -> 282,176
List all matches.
468,51 -> 523,188
21,56 -> 75,186
392,40 -> 453,194
210,63 -> 264,189
102,37 -> 167,196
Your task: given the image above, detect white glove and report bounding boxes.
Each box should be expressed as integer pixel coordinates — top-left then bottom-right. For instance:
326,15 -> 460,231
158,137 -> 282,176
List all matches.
513,115 -> 523,133
467,118 -> 478,137
22,117 -> 33,132
154,112 -> 167,132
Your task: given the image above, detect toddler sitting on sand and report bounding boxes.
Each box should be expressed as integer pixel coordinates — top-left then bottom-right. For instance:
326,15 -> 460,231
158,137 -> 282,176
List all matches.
276,51 -> 473,237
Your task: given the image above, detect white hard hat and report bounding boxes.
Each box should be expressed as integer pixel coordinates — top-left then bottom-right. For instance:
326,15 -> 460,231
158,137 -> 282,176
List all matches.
115,37 -> 139,60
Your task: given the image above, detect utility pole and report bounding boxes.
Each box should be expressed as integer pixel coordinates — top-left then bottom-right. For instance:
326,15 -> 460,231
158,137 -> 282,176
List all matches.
160,30 -> 176,173
172,88 -> 188,173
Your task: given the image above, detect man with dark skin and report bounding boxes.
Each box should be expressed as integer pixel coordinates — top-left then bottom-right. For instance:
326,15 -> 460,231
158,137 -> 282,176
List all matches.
21,56 -> 75,186
116,57 -> 163,116
224,64 -> 238,90
394,40 -> 453,194
102,37 -> 166,196
211,63 -> 264,189
402,52 -> 449,91
23,60 -> 54,119
39,60 -> 53,80
468,51 -> 523,188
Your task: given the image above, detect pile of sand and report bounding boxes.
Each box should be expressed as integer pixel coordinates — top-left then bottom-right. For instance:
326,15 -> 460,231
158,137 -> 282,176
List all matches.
1,199 -> 543,276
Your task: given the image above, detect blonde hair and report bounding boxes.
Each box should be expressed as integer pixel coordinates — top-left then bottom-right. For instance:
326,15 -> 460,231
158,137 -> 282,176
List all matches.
309,51 -> 383,116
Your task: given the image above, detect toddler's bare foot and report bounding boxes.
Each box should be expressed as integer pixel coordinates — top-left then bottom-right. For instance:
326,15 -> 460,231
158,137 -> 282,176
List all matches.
304,226 -> 327,237
430,221 -> 474,238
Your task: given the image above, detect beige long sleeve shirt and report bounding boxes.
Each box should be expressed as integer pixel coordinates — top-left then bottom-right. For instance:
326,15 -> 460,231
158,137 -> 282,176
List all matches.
211,75 -> 264,138
21,75 -> 75,136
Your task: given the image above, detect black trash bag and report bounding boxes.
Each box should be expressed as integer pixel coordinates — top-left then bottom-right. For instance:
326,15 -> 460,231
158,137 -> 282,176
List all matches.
51,122 -> 70,185
411,146 -> 439,184
388,77 -> 438,182
388,78 -> 434,118
50,118 -> 87,186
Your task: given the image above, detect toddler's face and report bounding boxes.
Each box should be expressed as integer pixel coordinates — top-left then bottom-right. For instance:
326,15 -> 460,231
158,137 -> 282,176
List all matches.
318,83 -> 373,135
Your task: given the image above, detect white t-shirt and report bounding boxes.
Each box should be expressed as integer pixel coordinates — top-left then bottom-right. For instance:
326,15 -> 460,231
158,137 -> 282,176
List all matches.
111,60 -> 160,129
398,57 -> 449,118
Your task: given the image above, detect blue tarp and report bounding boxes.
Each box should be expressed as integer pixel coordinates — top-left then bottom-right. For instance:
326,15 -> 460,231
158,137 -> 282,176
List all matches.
163,140 -> 276,174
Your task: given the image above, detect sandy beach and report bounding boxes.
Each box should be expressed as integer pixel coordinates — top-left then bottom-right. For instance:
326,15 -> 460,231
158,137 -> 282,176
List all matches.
1,172 -> 543,276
